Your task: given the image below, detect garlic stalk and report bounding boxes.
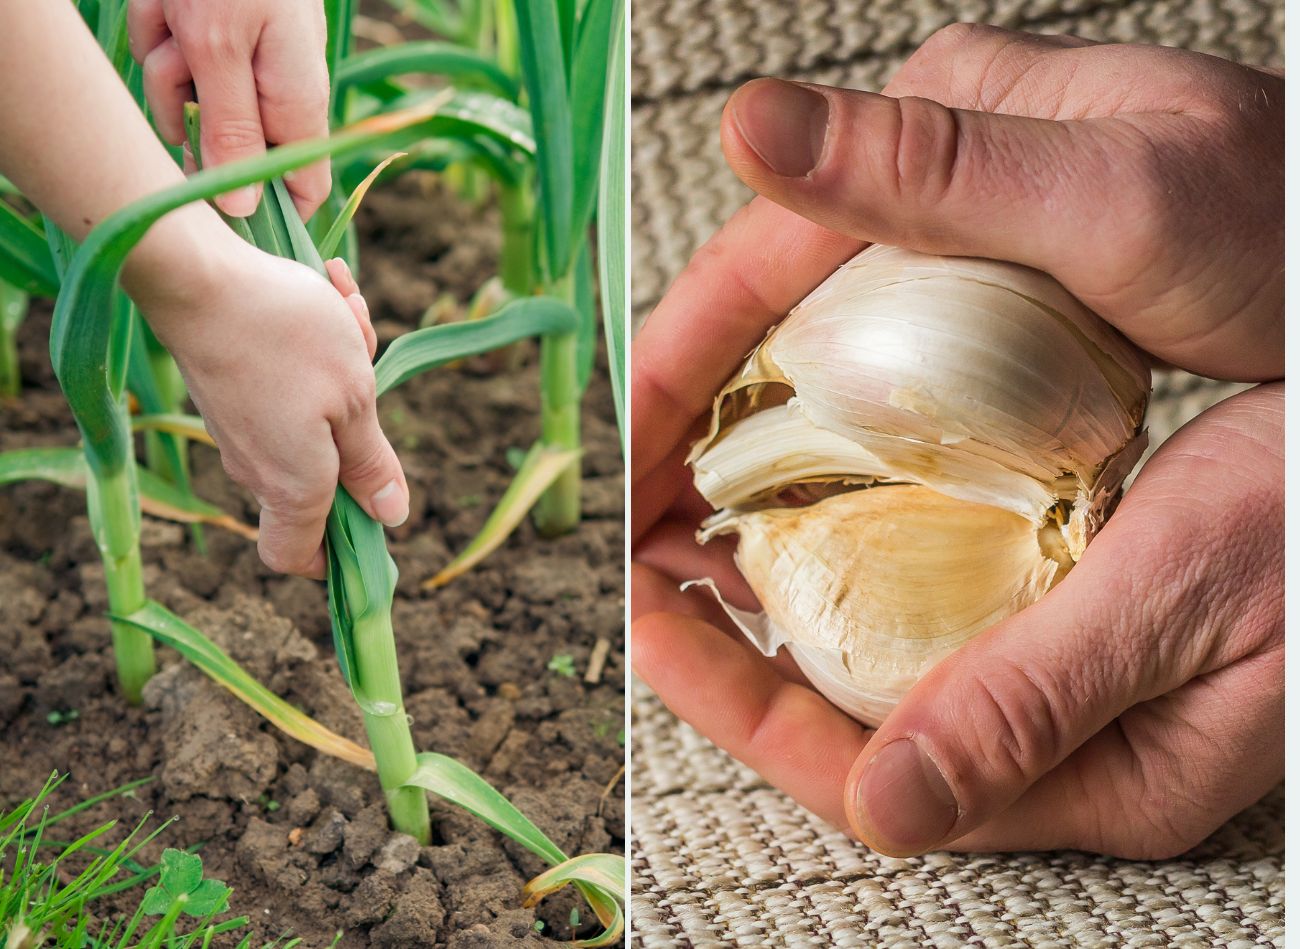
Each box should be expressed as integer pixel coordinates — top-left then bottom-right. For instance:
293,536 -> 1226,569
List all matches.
688,245 -> 1150,725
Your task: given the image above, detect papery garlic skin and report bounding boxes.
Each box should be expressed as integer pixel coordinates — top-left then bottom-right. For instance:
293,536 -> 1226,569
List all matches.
701,486 -> 1071,724
688,245 -> 1151,726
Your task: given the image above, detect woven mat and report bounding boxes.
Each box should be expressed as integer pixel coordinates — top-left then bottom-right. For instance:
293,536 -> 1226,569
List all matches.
629,0 -> 1283,944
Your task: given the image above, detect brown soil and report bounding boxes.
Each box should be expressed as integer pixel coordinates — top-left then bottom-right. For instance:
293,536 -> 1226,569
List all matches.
0,173 -> 625,947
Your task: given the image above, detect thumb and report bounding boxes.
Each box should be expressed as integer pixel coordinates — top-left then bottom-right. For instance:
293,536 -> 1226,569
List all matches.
839,486 -> 1227,857
334,408 -> 410,529
841,567 -> 1143,857
720,78 -> 1134,274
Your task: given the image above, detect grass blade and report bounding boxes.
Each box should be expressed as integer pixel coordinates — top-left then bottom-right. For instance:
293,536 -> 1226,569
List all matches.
0,446 -> 255,539
0,200 -> 59,297
112,601 -> 376,771
377,0 -> 465,41
512,0 -> 573,281
422,442 -> 579,588
317,152 -> 407,259
0,277 -> 28,397
0,446 -> 86,489
134,467 -> 258,540
130,414 -> 215,447
596,13 -> 625,447
335,41 -> 519,103
374,296 -> 576,395
325,0 -> 357,123
567,0 -> 617,259
573,239 -> 596,391
523,854 -> 626,947
402,753 -> 567,865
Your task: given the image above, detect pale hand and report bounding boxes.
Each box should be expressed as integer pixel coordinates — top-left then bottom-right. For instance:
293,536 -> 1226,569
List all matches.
631,26 -> 1283,859
128,0 -> 333,219
126,225 -> 406,579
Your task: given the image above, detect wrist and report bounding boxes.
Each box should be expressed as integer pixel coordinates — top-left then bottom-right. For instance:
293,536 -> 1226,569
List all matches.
120,200 -> 246,334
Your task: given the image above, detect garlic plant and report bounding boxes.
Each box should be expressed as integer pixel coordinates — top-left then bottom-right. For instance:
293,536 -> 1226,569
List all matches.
688,245 -> 1151,726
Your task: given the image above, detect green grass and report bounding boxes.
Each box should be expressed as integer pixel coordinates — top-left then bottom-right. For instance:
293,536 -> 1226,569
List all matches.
0,774 -> 304,948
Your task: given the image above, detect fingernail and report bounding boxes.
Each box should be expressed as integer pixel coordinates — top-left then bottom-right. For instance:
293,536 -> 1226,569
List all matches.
218,185 -> 260,218
371,479 -> 408,527
851,739 -> 957,856
732,78 -> 829,177
348,292 -> 369,317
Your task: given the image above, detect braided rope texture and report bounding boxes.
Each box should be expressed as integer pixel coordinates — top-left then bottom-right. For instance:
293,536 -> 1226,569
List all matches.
630,0 -> 1283,944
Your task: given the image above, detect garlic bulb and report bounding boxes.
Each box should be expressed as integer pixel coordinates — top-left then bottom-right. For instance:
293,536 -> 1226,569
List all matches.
688,245 -> 1150,725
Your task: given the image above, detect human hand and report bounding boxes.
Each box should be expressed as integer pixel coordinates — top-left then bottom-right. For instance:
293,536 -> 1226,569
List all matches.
128,0 -> 332,220
631,27 -> 1283,858
124,224 -> 407,578
635,383 -> 1281,858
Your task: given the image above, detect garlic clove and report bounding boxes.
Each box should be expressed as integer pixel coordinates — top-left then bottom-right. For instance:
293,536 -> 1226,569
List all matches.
685,245 -> 1152,725
692,400 -> 1058,522
691,245 -> 1150,521
705,485 -> 1072,725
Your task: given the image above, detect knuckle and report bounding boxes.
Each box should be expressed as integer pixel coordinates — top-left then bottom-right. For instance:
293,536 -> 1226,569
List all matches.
913,23 -> 1000,64
206,116 -> 265,154
257,535 -> 318,576
956,657 -> 1071,791
335,371 -> 377,422
288,166 -> 332,204
142,56 -> 182,91
219,452 -> 252,487
339,439 -> 393,484
854,95 -> 961,230
256,540 -> 296,574
188,24 -> 244,63
261,483 -> 334,519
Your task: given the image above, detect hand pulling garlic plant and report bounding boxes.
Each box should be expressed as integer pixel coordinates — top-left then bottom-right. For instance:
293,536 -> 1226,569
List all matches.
688,245 -> 1151,726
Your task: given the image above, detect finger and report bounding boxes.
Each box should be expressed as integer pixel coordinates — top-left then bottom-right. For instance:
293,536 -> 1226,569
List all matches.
630,196 -> 861,494
333,404 -> 410,529
140,37 -> 192,145
253,434 -> 337,578
325,257 -> 359,296
632,561 -> 732,625
257,12 -> 332,219
258,502 -> 332,579
842,387 -> 1284,857
633,562 -> 812,686
946,646 -> 1282,857
631,424 -> 701,546
634,515 -> 757,611
326,259 -> 376,358
719,79 -> 1143,279
190,45 -> 265,216
127,0 -> 169,64
632,608 -> 867,827
345,293 -> 377,361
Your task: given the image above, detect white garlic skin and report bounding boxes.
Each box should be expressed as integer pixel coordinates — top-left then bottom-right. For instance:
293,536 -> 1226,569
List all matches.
689,245 -> 1151,726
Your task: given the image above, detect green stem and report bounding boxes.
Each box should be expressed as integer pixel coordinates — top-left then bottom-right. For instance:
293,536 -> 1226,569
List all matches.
533,273 -> 581,535
88,460 -> 154,704
0,324 -> 18,399
354,612 -> 431,844
499,181 -> 533,296
0,279 -> 26,398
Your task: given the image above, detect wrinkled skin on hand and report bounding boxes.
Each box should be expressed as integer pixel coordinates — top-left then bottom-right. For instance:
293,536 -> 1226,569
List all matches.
631,26 -> 1282,859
